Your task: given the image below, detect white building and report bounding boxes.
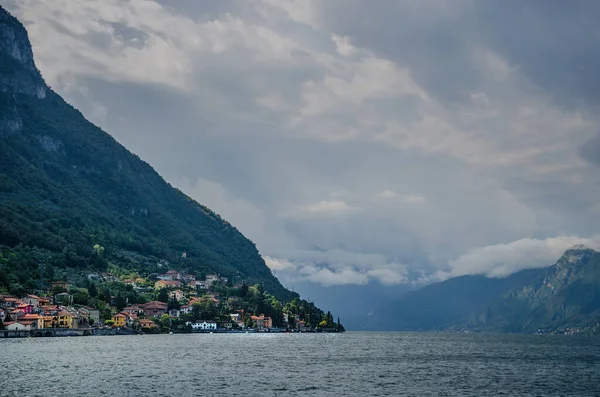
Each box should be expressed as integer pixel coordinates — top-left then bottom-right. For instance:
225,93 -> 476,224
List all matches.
196,281 -> 209,290
6,322 -> 30,331
191,321 -> 217,330
180,305 -> 193,315
205,274 -> 219,285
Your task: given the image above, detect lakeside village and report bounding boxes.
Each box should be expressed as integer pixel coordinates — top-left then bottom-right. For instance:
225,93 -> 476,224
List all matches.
1,269 -> 344,338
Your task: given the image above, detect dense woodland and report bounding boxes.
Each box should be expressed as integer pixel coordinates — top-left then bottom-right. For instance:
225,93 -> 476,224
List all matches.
0,87 -> 296,301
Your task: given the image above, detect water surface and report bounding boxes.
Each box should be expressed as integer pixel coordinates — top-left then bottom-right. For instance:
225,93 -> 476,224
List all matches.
2,332 -> 599,396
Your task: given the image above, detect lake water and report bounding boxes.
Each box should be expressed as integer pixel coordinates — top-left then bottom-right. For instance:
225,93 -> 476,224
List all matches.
2,332 -> 599,396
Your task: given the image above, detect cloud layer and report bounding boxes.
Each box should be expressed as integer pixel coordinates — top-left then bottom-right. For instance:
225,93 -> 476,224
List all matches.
7,0 -> 600,287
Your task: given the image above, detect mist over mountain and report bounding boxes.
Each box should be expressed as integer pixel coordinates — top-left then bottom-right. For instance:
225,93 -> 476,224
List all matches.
290,281 -> 415,330
372,246 -> 600,333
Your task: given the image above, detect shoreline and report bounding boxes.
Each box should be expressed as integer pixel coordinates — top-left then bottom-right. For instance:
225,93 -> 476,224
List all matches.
1,327 -> 345,338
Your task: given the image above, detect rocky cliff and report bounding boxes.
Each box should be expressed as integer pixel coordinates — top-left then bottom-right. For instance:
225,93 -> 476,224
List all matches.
376,246 -> 600,333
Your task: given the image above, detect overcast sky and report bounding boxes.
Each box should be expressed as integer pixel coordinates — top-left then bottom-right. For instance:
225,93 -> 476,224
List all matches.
7,0 -> 600,289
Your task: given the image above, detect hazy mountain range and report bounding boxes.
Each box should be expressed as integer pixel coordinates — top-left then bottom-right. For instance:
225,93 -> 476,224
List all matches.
368,245 -> 600,333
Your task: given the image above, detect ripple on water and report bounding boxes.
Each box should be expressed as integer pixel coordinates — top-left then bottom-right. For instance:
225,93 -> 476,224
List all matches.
2,332 -> 600,396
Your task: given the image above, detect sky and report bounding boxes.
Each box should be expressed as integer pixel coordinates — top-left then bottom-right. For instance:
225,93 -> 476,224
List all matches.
5,0 -> 600,295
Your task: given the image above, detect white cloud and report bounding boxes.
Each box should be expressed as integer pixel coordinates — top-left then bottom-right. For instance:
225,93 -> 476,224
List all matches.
7,0 -> 600,293
376,189 -> 398,200
446,236 -> 600,279
302,200 -> 356,215
300,266 -> 369,286
264,256 -> 296,271
261,249 -> 409,286
332,35 -> 357,57
403,195 -> 427,204
374,190 -> 426,204
366,268 -> 408,285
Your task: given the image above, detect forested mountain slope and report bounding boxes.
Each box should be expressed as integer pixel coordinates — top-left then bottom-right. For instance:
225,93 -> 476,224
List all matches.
0,6 -> 294,301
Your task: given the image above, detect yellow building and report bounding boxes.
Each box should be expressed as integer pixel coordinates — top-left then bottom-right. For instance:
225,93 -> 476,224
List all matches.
154,280 -> 182,289
112,313 -> 126,327
19,314 -> 43,329
139,319 -> 158,329
42,312 -> 75,328
57,311 -> 77,328
43,315 -> 56,328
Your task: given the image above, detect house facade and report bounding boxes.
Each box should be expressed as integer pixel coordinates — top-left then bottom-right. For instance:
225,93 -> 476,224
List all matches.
78,307 -> 100,325
191,321 -> 217,330
180,305 -> 193,315
52,281 -> 70,291
139,319 -> 158,330
5,322 -> 30,331
164,270 -> 181,280
250,314 -> 273,329
23,295 -> 40,306
154,280 -> 183,289
112,313 -> 126,327
142,301 -> 167,317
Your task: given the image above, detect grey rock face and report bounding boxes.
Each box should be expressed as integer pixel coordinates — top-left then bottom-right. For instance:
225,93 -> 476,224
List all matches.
0,6 -> 46,97
34,135 -> 65,153
0,95 -> 22,138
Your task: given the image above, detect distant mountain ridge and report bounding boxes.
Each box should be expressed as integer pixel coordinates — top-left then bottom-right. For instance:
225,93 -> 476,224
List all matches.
0,6 -> 296,301
374,246 -> 600,333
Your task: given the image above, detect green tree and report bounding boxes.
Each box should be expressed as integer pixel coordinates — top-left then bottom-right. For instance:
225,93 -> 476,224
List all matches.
327,311 -> 334,327
88,282 -> 98,298
101,307 -> 112,322
240,282 -> 248,298
115,293 -> 126,311
93,244 -> 105,256
160,314 -> 170,330
99,288 -> 111,303
168,294 -> 181,310
157,288 -> 169,303
73,289 -> 89,305
0,317 -> 4,330
53,286 -> 67,294
192,302 -> 202,320
9,283 -> 25,297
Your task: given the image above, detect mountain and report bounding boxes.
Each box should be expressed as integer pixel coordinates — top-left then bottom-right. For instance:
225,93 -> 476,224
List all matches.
375,246 -> 600,333
0,6 -> 296,301
292,281 -> 415,331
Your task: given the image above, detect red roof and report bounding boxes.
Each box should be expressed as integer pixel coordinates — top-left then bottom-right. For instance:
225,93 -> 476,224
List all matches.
21,314 -> 41,319
143,303 -> 167,310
